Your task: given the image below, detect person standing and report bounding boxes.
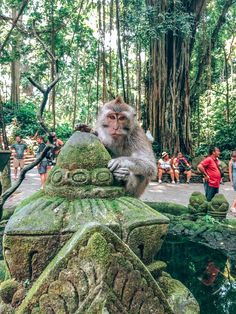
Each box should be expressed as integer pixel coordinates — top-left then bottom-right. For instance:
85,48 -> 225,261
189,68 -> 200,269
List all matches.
229,151 -> 236,214
11,135 -> 28,180
198,147 -> 221,201
36,136 -> 48,188
50,132 -> 64,164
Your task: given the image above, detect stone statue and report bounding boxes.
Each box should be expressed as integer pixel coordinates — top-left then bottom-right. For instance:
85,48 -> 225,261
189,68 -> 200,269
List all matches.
208,194 -> 229,219
188,192 -> 208,216
0,132 -> 199,313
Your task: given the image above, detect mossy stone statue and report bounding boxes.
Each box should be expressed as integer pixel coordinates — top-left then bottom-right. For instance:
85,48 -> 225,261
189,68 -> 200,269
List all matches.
188,192 -> 208,216
208,194 -> 229,219
1,131 -> 199,313
3,132 -> 169,278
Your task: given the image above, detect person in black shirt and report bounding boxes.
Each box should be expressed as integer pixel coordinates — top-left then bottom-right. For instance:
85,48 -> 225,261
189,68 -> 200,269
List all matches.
36,136 -> 48,188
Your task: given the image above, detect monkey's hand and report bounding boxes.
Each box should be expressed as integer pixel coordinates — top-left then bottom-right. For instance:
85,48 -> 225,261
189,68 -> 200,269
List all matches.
108,158 -> 130,181
113,168 -> 130,181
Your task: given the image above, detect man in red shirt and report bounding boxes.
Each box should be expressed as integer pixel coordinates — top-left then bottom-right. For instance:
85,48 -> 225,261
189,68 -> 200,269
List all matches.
198,147 -> 221,201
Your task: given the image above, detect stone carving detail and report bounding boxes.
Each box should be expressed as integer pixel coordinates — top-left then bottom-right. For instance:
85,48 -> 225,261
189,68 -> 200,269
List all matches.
4,195 -> 169,283
188,192 -> 208,216
50,168 -> 112,187
1,132 -> 199,313
208,194 -> 229,219
16,224 -> 173,314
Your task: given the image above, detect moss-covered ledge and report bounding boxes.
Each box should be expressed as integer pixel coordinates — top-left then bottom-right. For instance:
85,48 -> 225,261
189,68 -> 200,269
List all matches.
147,200 -> 236,275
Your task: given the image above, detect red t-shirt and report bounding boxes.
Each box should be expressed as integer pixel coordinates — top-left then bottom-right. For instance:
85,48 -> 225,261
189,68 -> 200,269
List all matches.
199,156 -> 221,188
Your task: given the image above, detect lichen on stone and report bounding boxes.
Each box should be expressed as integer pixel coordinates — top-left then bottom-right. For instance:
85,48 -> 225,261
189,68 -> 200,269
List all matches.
188,192 -> 208,216
84,232 -> 112,267
208,194 -> 229,218
56,131 -> 111,170
0,279 -> 19,304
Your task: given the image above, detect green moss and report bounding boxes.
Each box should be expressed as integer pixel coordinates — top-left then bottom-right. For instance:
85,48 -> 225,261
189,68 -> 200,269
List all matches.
86,232 -> 111,267
2,208 -> 15,221
147,261 -> 167,278
14,190 -> 45,213
0,261 -> 6,283
145,201 -> 188,216
188,192 -> 208,215
57,132 -> 111,170
158,275 -> 200,314
0,279 -> 19,304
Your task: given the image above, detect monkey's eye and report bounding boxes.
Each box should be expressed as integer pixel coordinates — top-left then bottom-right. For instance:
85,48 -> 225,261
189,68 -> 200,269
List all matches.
118,116 -> 127,121
108,115 -> 116,120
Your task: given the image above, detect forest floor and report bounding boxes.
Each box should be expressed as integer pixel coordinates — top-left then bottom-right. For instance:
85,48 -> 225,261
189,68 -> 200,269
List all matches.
4,168 -> 236,219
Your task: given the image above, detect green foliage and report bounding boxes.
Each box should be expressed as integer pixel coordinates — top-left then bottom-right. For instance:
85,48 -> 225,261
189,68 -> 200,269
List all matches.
55,123 -> 73,142
2,102 -> 38,139
0,0 -> 235,156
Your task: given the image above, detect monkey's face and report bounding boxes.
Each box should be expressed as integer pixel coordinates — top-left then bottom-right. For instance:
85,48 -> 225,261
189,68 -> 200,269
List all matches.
105,112 -> 131,138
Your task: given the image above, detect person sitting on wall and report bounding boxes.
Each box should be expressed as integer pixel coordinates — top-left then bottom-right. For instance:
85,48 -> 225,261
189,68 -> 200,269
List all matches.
158,152 -> 175,184
173,152 -> 192,184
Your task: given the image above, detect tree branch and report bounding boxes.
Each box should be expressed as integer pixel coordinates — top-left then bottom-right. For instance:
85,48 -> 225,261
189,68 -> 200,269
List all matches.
0,19 -> 61,220
32,20 -> 58,65
0,145 -> 53,219
192,0 -> 235,96
0,0 -> 29,54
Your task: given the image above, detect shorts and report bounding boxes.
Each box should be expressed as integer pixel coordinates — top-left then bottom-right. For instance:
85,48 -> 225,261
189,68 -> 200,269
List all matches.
13,158 -> 24,168
176,167 -> 191,173
38,161 -> 48,174
160,168 -> 172,172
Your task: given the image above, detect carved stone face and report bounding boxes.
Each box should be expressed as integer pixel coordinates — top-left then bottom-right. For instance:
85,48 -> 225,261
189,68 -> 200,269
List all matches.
188,192 -> 208,214
208,194 -> 229,213
44,132 -> 124,199
3,131 -> 169,285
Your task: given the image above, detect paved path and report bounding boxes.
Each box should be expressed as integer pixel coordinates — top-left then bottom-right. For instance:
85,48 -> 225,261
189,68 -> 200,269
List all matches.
141,181 -> 235,206
4,168 -> 236,219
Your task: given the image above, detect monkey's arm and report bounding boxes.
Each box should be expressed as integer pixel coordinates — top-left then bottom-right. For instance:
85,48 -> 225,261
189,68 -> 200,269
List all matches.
108,156 -> 156,197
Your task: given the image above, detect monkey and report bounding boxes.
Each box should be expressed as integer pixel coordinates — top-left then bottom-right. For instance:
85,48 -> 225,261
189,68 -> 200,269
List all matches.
96,96 -> 156,197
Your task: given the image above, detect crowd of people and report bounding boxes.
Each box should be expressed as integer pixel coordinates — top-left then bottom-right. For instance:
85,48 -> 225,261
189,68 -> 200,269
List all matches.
157,151 -> 192,184
156,147 -> 236,215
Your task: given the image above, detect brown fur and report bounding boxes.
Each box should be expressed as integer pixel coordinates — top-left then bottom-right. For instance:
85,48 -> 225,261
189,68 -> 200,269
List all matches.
96,97 -> 156,197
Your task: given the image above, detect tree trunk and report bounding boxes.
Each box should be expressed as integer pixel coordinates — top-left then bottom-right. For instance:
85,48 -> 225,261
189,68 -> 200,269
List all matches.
115,0 -> 126,102
101,0 -> 107,103
147,0 -> 207,155
136,42 -> 142,121
224,48 -> 230,124
49,0 -> 56,130
0,97 -> 11,192
10,8 -> 21,108
109,0 -> 114,95
72,65 -> 79,128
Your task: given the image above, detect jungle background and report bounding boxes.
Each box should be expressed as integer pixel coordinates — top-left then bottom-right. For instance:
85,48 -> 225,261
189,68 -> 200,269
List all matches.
0,0 -> 235,159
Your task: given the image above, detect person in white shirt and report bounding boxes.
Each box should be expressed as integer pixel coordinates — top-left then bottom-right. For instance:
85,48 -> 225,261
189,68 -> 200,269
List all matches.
158,152 -> 175,184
